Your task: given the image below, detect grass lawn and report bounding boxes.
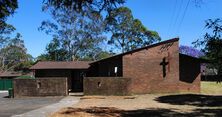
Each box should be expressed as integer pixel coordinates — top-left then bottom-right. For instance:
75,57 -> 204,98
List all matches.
201,81 -> 222,95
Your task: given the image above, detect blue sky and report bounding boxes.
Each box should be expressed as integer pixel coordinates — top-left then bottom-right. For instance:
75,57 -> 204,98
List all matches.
7,0 -> 222,57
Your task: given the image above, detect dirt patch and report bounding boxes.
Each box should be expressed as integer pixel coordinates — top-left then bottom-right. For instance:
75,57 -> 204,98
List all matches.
50,82 -> 222,117
50,94 -> 222,117
50,94 -> 190,117
73,94 -> 195,111
51,107 -> 123,117
51,106 -> 222,117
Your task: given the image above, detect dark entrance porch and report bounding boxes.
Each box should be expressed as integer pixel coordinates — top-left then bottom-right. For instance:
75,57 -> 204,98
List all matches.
70,70 -> 86,92
34,69 -> 86,93
30,61 -> 91,93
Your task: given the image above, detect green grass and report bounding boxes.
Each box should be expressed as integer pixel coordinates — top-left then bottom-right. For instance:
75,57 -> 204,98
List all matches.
201,81 -> 222,95
16,75 -> 35,79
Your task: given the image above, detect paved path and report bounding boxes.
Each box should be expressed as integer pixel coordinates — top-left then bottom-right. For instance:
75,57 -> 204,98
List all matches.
12,96 -> 80,117
0,91 -> 63,117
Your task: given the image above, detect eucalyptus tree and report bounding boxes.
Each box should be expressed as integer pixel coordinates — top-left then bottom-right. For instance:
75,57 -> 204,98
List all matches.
0,0 -> 18,47
40,3 -> 107,61
0,33 -> 32,70
39,38 -> 68,61
105,7 -> 160,53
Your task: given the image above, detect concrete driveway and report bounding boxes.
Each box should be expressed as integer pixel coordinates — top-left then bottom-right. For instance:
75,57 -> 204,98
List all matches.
0,91 -> 63,117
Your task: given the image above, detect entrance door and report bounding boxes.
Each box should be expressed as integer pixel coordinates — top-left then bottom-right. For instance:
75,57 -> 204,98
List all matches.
71,70 -> 84,92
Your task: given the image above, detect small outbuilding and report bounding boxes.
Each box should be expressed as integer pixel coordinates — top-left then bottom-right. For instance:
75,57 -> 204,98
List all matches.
30,61 -> 91,92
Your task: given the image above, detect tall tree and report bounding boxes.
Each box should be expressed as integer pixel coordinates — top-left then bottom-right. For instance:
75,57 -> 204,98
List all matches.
193,18 -> 222,76
37,38 -> 68,61
0,23 -> 15,49
105,7 -> 160,53
38,38 -> 114,61
0,0 -> 18,47
0,33 -> 33,71
40,3 -> 106,61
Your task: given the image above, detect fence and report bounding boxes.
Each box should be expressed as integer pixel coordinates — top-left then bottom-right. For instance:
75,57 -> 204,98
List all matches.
0,79 -> 13,90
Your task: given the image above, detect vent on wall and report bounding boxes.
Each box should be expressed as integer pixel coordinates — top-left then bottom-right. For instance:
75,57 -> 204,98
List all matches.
37,81 -> 41,88
97,82 -> 101,88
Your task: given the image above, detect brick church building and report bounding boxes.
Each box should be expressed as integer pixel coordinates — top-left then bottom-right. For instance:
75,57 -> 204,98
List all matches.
84,38 -> 200,94
31,38 -> 202,95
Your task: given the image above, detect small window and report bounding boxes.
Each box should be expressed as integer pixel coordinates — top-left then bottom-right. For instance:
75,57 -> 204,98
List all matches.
114,67 -> 118,77
114,67 -> 118,73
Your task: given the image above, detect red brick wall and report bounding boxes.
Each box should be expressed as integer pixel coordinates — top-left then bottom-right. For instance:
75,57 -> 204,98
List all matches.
123,40 -> 180,94
13,78 -> 68,97
84,77 -> 131,95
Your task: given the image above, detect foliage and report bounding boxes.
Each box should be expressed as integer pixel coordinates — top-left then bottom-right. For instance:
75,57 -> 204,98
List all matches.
37,38 -> 68,61
0,33 -> 33,71
41,0 -> 126,60
16,75 -> 35,79
0,0 -> 18,48
105,7 -> 161,53
13,60 -> 34,72
193,18 -> 222,75
0,22 -> 16,47
80,48 -> 115,61
37,39 -> 114,61
0,0 -> 32,72
41,1 -> 160,60
179,45 -> 204,58
1,33 -> 27,61
43,0 -> 125,14
39,2 -> 107,61
94,50 -> 115,60
36,54 -> 50,61
0,0 -> 18,19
